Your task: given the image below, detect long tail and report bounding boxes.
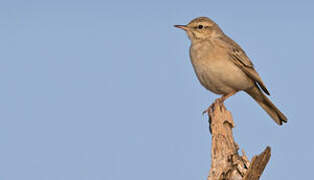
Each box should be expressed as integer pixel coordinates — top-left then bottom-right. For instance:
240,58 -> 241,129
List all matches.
245,85 -> 287,125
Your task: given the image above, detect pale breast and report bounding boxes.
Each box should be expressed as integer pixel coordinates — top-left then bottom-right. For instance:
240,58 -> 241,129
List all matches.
190,41 -> 253,94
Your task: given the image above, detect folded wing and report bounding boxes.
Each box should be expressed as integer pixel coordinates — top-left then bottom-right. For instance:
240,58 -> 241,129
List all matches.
217,35 -> 270,95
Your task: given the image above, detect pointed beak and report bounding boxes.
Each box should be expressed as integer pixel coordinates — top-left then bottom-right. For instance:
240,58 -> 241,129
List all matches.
174,25 -> 188,31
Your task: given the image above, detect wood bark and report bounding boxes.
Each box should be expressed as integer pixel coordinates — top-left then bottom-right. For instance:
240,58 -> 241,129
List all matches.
206,101 -> 271,180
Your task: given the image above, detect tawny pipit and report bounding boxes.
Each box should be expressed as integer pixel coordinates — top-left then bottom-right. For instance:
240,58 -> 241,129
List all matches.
174,17 -> 287,125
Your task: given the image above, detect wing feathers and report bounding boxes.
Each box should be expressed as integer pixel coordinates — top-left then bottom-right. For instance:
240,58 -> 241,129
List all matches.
217,35 -> 270,95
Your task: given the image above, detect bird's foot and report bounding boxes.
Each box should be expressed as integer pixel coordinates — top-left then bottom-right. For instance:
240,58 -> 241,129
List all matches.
202,105 -> 213,133
203,98 -> 227,134
202,98 -> 225,115
202,105 -> 212,115
202,98 -> 225,134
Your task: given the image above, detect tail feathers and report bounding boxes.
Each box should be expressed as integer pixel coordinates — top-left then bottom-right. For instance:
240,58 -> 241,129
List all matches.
246,86 -> 287,125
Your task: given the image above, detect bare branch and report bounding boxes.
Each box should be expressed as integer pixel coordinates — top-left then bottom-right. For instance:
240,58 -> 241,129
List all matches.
206,101 -> 271,180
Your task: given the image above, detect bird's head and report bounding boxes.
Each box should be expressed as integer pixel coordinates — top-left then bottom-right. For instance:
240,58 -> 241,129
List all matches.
174,17 -> 223,42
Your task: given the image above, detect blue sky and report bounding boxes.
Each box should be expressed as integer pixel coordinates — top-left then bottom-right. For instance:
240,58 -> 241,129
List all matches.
0,0 -> 313,179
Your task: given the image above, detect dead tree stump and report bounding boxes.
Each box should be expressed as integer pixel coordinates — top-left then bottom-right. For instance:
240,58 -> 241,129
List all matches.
206,101 -> 271,180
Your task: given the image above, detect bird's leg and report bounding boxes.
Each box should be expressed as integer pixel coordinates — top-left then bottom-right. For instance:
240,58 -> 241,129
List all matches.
202,91 -> 237,115
217,91 -> 237,104
202,91 -> 237,133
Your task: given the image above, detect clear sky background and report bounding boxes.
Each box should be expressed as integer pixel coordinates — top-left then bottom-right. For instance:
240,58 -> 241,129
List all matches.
0,0 -> 313,180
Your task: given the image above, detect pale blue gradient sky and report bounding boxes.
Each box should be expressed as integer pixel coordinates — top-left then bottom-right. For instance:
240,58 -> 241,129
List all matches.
0,0 -> 313,180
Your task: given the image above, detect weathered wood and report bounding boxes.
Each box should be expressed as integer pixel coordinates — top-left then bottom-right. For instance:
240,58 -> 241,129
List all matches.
243,147 -> 271,180
206,100 -> 271,180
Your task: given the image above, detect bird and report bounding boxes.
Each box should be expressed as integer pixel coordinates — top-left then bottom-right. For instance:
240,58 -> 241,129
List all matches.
174,17 -> 287,125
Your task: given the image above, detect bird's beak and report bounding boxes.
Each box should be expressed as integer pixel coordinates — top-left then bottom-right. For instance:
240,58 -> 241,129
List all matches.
174,25 -> 188,31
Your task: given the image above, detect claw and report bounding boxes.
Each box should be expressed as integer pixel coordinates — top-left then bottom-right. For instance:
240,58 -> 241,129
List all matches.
202,109 -> 209,115
202,103 -> 215,115
203,95 -> 233,134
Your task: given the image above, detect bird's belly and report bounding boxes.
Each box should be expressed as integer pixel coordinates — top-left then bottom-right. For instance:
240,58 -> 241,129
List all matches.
192,59 -> 253,95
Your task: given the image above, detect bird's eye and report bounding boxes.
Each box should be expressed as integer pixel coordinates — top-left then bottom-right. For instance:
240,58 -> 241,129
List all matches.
198,25 -> 203,29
